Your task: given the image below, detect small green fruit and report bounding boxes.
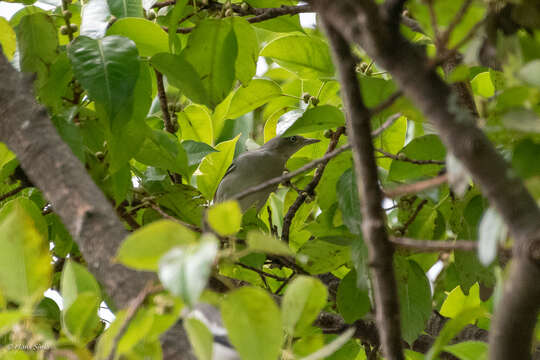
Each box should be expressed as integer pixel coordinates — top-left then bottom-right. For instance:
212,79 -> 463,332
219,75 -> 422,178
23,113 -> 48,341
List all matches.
70,23 -> 78,32
323,129 -> 333,138
309,96 -> 319,106
60,25 -> 68,35
302,92 -> 311,103
240,2 -> 249,12
62,10 -> 72,19
147,10 -> 156,20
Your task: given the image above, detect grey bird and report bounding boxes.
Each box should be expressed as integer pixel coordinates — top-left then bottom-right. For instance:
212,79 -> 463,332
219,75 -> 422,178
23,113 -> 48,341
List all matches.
214,135 -> 320,212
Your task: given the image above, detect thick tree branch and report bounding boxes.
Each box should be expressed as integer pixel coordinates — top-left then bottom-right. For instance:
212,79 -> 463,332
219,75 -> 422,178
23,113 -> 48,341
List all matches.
312,1 -> 540,359
320,20 -> 404,360
0,54 -> 195,360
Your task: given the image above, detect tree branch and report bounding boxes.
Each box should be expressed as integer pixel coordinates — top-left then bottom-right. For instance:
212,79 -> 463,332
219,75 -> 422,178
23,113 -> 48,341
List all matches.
312,1 -> 540,359
0,54 -> 195,360
0,184 -> 25,202
320,19 -> 404,360
390,237 -> 476,252
375,148 -> 446,165
384,174 -> 448,198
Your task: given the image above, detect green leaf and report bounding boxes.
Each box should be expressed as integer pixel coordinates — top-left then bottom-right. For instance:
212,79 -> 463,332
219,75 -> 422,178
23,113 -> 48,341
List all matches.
151,53 -> 210,107
281,105 -> 345,136
107,18 -> 168,57
62,292 -> 101,344
231,16 -> 258,86
440,283 -> 481,320
80,0 -> 111,39
478,208 -> 507,266
336,270 -> 371,323
394,257 -> 432,345
185,318 -> 213,360
15,13 -> 58,73
182,140 -> 217,167
512,139 -> 540,178
388,134 -> 446,181
336,168 -> 362,235
167,0 -> 188,54
39,53 -> 74,112
177,104 -> 213,145
183,19 -> 238,108
0,17 -> 16,60
134,129 -> 189,177
0,197 -> 48,237
443,341 -> 488,360
61,260 -> 102,309
246,230 -> 293,256
297,240 -> 350,274
158,235 -> 218,306
518,59 -> 540,88
207,200 -> 242,236
261,34 -> 334,79
0,205 -> 51,305
156,184 -> 206,227
221,287 -> 282,360
0,311 -> 24,337
282,276 -> 327,336
108,0 -> 142,18
247,0 -> 303,33
68,35 -> 140,123
117,220 -> 198,270
426,306 -> 486,360
227,79 -> 282,119
196,134 -> 240,200
471,72 -> 495,98
373,115 -> 407,170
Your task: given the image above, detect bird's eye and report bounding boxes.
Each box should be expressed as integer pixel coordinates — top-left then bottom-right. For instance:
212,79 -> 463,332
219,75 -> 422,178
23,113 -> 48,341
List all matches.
289,136 -> 297,143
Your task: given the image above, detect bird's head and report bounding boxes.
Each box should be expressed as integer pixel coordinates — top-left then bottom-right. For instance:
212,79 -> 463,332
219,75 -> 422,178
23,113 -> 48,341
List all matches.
262,135 -> 320,159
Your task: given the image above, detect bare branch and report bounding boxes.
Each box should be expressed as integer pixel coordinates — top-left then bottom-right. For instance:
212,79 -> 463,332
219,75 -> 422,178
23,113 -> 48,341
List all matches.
370,91 -> 403,115
320,19 -> 404,360
0,185 -> 25,202
375,148 -> 446,165
384,173 -> 448,198
390,236 -> 477,252
312,1 -> 540,358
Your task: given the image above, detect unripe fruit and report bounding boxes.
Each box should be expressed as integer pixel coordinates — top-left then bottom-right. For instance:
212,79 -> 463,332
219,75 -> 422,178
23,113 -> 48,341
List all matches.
309,96 -> 319,106
70,23 -> 78,32
302,92 -> 311,103
147,10 -> 156,20
62,10 -> 72,19
225,8 -> 234,17
323,129 -> 333,138
241,2 -> 249,12
397,153 -> 406,160
60,25 -> 68,35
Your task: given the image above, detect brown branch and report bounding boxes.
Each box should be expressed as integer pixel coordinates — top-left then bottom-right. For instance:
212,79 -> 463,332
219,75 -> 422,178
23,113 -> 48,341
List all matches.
0,184 -> 25,202
107,282 -> 162,360
313,2 -> 540,359
235,262 -> 288,282
440,0 -> 473,47
390,236 -> 476,252
154,69 -> 175,134
384,173 -> 448,198
0,52 -> 195,360
399,199 -> 428,235
370,90 -> 403,115
149,203 -> 202,232
281,126 -> 345,243
375,148 -> 446,165
320,20 -> 404,360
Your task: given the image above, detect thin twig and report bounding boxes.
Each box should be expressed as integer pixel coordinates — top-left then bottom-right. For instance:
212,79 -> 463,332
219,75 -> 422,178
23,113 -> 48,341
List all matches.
236,262 -> 288,281
370,91 -> 403,115
371,113 -> 402,138
116,205 -> 141,230
150,203 -> 203,232
399,199 -> 428,234
0,185 -> 25,202
107,282 -> 162,360
154,69 -> 175,134
375,148 -> 446,165
282,127 -> 346,243
390,236 -> 476,252
274,272 -> 295,294
440,0 -> 473,47
384,173 -> 448,198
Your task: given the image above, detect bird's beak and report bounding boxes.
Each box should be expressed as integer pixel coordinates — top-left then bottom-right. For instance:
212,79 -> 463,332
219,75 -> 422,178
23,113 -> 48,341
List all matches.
303,138 -> 320,145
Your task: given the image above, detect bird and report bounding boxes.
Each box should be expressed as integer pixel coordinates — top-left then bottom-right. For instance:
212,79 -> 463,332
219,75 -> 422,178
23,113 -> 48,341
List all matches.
214,135 -> 320,212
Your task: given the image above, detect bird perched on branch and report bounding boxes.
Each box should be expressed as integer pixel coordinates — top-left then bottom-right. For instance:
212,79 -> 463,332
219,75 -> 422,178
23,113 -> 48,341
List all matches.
214,135 -> 320,212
